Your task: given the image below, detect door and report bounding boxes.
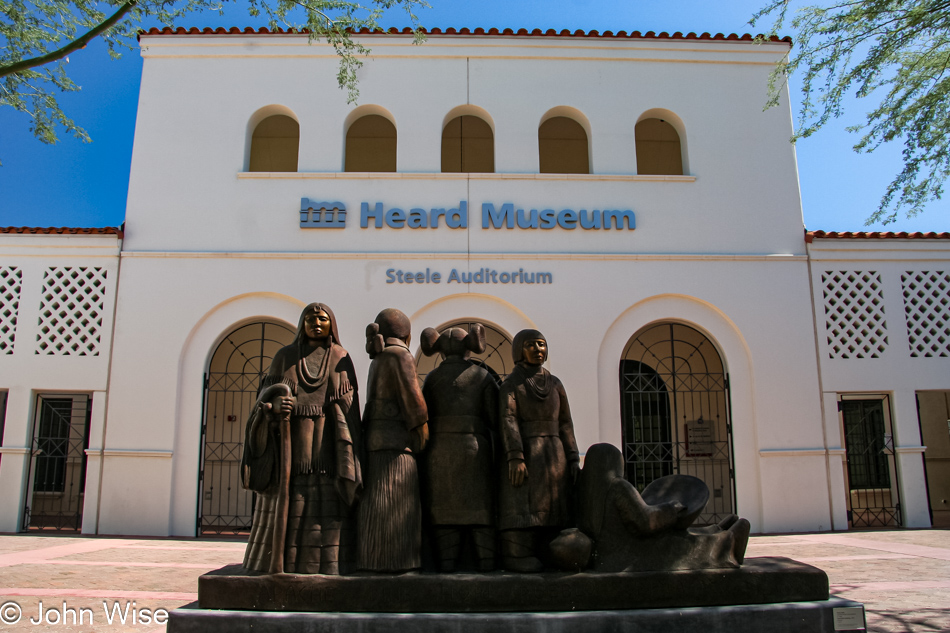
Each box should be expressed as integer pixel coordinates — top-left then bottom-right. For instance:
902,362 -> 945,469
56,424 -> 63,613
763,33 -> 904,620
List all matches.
840,397 -> 901,528
620,323 -> 735,525
23,394 -> 91,531
198,320 -> 295,534
916,391 -> 950,527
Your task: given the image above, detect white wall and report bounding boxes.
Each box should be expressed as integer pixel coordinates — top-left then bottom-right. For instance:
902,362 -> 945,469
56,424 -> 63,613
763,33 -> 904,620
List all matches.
0,233 -> 120,533
810,237 -> 950,528
127,33 -> 804,256
100,250 -> 828,535
95,31 -> 834,535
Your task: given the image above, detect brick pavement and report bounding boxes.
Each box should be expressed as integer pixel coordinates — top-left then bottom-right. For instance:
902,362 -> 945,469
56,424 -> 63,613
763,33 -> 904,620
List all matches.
748,529 -> 950,632
0,529 -> 946,632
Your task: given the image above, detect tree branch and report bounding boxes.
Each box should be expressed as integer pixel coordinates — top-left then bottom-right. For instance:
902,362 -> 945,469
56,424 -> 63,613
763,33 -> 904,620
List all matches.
0,1 -> 138,79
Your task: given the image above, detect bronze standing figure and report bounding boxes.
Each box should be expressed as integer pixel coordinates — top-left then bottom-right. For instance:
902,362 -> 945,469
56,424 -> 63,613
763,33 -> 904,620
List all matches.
358,308 -> 429,572
419,324 -> 499,572
241,303 -> 362,575
497,329 -> 580,572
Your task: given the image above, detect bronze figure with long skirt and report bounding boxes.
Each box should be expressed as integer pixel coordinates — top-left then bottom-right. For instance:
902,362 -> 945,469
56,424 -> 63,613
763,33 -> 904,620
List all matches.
241,303 -> 361,575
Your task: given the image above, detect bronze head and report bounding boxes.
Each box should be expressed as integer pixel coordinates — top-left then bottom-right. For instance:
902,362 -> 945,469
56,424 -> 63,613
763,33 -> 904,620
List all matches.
366,307 -> 412,358
294,303 -> 340,345
420,323 -> 487,360
512,328 -> 547,366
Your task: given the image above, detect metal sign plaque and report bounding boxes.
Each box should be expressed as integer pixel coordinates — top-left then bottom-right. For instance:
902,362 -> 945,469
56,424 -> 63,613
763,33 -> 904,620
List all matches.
833,606 -> 866,631
685,417 -> 713,457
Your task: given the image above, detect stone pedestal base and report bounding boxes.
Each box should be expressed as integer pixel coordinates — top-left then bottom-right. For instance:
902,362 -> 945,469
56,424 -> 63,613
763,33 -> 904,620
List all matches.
167,598 -> 867,633
171,557 -> 865,632
196,557 -> 829,612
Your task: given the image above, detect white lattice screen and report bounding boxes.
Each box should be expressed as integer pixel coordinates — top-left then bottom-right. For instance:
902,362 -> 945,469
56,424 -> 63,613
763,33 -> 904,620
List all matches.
902,271 -> 950,357
821,271 -> 888,359
35,267 -> 108,356
0,266 -> 22,354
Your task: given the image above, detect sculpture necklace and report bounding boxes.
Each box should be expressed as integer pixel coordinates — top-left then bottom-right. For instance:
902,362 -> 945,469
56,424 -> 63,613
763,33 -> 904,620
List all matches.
297,341 -> 331,390
523,365 -> 552,400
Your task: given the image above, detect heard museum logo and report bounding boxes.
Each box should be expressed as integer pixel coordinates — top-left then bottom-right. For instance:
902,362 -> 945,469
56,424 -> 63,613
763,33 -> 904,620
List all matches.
300,198 -> 635,231
300,200 -> 347,228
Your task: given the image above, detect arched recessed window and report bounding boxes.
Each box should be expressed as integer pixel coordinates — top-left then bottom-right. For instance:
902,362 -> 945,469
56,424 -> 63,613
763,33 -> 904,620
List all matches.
539,116 -> 589,174
249,115 -> 299,172
345,115 -> 397,172
635,118 -> 683,175
442,116 -> 494,173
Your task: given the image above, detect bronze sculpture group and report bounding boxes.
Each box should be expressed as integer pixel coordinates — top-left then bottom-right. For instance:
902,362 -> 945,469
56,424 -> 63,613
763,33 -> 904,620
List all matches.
241,304 -> 750,576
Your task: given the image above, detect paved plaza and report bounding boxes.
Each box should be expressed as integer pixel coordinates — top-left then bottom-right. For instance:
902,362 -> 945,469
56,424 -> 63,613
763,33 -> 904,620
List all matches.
0,528 -> 946,632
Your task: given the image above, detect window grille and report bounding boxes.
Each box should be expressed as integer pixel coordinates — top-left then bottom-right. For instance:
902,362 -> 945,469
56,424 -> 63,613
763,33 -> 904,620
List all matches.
35,267 -> 107,356
901,271 -> 950,357
821,271 -> 888,359
0,266 -> 22,354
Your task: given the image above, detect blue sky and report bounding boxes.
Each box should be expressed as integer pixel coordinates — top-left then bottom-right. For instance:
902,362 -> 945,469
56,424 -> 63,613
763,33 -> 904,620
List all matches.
1,0 -> 947,232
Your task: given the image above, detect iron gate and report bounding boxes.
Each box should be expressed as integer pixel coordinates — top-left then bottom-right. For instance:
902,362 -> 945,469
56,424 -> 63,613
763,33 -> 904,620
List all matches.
840,397 -> 901,527
620,323 -> 736,525
23,394 -> 92,531
199,320 -> 295,535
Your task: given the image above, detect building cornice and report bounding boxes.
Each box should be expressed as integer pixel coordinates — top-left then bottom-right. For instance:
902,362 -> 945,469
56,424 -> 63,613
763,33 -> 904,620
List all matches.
806,230 -> 950,242
0,226 -> 124,237
140,26 -> 791,45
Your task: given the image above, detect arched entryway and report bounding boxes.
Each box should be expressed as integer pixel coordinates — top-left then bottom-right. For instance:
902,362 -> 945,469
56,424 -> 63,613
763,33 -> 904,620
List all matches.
620,322 -> 735,525
198,320 -> 295,534
415,320 -> 513,386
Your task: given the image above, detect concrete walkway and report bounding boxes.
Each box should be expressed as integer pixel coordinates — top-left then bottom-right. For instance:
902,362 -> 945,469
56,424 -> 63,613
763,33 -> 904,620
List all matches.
748,529 -> 950,632
0,529 -> 946,632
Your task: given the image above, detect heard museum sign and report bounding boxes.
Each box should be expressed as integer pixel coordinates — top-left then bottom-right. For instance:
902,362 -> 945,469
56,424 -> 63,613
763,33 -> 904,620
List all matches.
300,199 -> 636,231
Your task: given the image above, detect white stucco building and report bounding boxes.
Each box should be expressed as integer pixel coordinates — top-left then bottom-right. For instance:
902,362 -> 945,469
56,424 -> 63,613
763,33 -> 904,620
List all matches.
1,27 -> 947,538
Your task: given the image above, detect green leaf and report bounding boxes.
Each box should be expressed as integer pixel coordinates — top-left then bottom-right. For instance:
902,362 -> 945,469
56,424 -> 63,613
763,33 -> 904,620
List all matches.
752,0 -> 950,224
0,0 -> 429,160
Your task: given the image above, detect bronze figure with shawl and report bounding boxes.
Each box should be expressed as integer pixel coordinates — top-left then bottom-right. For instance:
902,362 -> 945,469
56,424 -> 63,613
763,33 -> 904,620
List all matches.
241,303 -> 362,575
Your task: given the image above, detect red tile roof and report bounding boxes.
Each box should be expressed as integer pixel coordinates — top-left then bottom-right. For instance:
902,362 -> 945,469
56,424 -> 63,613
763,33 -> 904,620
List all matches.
140,26 -> 790,43
806,230 -> 950,243
0,226 -> 124,237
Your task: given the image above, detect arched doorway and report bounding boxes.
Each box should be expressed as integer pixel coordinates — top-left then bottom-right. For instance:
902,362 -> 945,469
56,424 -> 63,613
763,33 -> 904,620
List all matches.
198,320 -> 295,534
620,322 -> 735,525
415,320 -> 513,386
